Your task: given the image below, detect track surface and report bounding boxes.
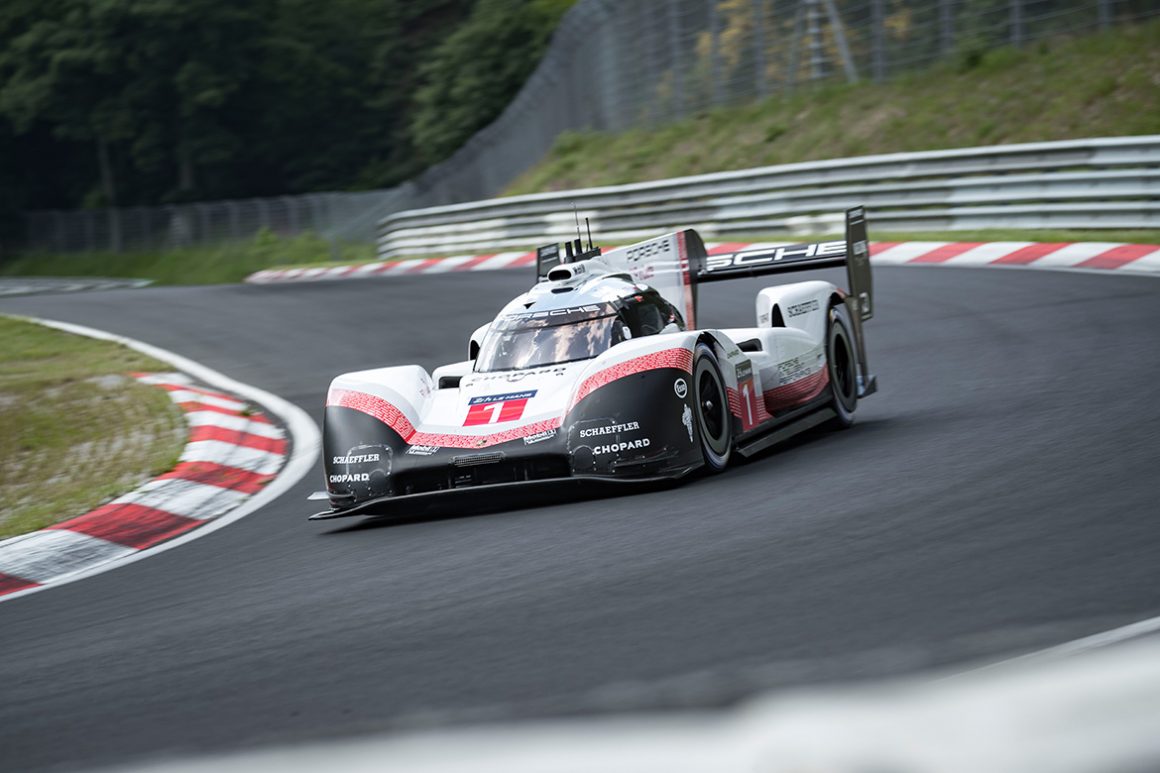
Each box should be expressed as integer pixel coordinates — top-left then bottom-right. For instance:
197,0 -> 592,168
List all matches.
1,267 -> 1158,771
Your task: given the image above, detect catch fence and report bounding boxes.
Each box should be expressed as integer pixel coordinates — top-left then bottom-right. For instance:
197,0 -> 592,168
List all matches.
20,0 -> 1158,254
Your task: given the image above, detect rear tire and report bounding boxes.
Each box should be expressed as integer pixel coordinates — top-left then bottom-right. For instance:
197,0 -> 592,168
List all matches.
693,343 -> 732,471
827,305 -> 859,428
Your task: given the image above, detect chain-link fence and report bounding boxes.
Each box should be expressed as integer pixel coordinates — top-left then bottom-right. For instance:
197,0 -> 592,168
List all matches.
21,0 -> 1157,254
21,190 -> 405,254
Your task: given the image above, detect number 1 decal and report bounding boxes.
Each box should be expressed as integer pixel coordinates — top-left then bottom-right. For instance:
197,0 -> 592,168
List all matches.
734,361 -> 761,432
464,390 -> 537,426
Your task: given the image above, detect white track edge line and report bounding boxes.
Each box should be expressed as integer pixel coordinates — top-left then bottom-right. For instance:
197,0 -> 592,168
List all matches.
967,615 -> 1160,678
0,316 -> 321,603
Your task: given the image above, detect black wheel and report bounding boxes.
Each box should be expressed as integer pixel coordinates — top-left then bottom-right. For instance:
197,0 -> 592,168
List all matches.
827,305 -> 859,428
692,343 -> 732,471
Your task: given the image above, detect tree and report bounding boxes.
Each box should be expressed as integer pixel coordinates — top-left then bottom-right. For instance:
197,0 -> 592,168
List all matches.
409,0 -> 575,165
0,0 -> 570,219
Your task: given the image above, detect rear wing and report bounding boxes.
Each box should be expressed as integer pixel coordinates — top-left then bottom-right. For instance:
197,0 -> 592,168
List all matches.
694,206 -> 873,322
532,206 -> 872,330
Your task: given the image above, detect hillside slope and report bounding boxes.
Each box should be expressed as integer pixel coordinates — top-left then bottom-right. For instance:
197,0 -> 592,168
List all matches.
506,20 -> 1160,194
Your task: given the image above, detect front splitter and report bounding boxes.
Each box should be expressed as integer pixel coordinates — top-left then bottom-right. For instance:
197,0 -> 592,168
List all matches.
309,472 -> 693,521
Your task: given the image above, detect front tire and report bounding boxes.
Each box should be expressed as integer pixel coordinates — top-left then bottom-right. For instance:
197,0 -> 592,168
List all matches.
827,305 -> 859,428
692,343 -> 732,471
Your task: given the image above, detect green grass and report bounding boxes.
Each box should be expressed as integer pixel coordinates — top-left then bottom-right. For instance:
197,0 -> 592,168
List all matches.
0,230 -> 376,286
506,21 -> 1160,194
0,316 -> 187,539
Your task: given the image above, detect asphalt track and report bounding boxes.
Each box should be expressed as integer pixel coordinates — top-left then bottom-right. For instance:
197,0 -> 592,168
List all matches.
1,266 -> 1158,771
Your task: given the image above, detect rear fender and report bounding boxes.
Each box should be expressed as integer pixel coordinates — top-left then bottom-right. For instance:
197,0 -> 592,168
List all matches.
755,280 -> 837,344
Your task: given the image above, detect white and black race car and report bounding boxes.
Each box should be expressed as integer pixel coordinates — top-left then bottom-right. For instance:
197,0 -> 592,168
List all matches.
310,207 -> 876,519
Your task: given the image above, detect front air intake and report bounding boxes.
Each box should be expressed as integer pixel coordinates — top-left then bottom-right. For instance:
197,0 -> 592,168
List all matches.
451,452 -> 505,467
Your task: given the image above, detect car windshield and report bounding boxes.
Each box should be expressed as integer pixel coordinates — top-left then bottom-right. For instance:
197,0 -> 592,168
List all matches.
476,315 -> 621,372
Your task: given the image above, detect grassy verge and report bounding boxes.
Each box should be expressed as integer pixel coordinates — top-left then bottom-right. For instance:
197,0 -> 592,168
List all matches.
0,316 -> 187,539
506,21 -> 1160,194
0,230 -> 376,286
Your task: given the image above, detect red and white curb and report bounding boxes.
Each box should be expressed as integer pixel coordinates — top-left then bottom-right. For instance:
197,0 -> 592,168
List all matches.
0,373 -> 284,597
245,241 -> 1160,284
0,318 -> 320,603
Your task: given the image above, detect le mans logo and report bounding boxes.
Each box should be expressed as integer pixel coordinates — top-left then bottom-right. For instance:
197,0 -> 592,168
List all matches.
463,390 -> 537,426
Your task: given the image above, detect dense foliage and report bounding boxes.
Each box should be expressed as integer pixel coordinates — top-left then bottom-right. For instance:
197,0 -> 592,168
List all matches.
0,0 -> 573,220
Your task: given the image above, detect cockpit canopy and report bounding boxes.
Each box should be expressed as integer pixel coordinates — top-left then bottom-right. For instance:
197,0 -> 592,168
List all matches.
475,291 -> 684,373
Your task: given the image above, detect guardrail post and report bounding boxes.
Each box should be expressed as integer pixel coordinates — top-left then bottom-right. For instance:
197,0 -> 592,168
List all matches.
1010,0 -> 1024,47
1097,0 -> 1110,29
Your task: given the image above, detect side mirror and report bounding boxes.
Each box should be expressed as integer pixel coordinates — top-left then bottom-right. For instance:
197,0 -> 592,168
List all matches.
469,322 -> 490,360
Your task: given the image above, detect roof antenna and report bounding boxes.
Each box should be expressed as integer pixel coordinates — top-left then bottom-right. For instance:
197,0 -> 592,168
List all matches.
573,202 -> 583,246
585,217 -> 594,251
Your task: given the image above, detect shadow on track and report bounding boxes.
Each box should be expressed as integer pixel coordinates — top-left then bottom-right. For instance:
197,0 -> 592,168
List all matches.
318,478 -> 681,535
319,417 -> 894,535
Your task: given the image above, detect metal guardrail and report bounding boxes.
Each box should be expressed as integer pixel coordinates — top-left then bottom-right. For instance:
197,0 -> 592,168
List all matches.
377,136 -> 1160,257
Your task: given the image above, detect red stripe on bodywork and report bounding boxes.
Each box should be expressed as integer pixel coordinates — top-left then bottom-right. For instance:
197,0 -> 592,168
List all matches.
187,425 -> 287,454
909,243 -> 985,264
327,389 -> 417,439
1076,244 -> 1158,270
991,243 -> 1069,265
410,419 -> 562,449
725,386 -> 773,426
326,387 -> 560,449
50,504 -> 202,550
0,573 -> 39,596
157,461 -> 273,494
571,348 -> 694,408
327,348 -> 696,449
763,369 -> 830,413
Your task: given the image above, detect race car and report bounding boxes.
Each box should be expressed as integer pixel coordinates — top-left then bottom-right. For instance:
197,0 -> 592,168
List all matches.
309,206 -> 876,519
